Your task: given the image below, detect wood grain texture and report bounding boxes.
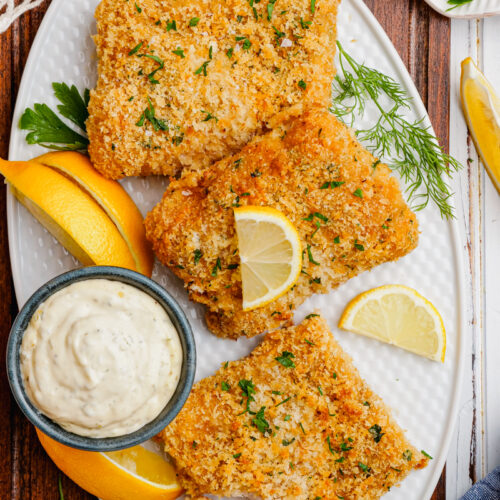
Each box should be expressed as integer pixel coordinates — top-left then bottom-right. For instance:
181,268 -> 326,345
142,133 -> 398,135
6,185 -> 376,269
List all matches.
0,0 -> 450,497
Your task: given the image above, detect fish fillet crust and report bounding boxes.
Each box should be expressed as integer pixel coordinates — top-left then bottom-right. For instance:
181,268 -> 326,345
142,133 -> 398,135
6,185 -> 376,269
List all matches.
145,108 -> 419,339
87,0 -> 339,179
159,315 -> 428,499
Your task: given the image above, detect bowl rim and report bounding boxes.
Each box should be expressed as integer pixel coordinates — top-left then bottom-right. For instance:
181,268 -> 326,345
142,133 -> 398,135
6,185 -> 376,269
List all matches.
6,266 -> 196,452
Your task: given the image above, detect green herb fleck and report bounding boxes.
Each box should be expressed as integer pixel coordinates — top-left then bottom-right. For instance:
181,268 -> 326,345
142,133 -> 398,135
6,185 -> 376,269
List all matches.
354,240 -> 365,251
172,47 -> 185,58
211,257 -> 222,276
166,19 -> 177,31
189,17 -> 200,26
275,351 -> 295,368
305,313 -> 319,319
226,47 -> 234,58
284,414 -> 291,421
307,245 -> 320,265
135,2 -> 142,13
129,42 -> 143,55
233,452 -> 242,458
353,188 -> 363,198
194,249 -> 202,264
369,424 -> 384,443
421,450 -> 433,459
298,79 -> 307,90
310,0 -> 316,13
403,449 -> 412,461
221,381 -> 230,391
252,407 -> 271,435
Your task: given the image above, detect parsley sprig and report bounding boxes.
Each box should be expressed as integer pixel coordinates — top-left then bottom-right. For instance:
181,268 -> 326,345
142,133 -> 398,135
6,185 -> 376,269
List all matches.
446,0 -> 473,11
20,83 -> 89,151
331,42 -> 461,219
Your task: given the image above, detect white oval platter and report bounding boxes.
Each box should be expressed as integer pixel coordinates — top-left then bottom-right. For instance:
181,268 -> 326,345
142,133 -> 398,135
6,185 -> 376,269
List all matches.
7,0 -> 465,498
424,0 -> 500,18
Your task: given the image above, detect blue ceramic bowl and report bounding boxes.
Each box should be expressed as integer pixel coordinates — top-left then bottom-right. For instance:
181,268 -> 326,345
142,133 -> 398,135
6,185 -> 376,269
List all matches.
6,266 -> 196,451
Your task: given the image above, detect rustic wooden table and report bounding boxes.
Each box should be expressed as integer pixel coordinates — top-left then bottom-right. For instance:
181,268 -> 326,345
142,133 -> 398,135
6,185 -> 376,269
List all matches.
0,0 -> 498,498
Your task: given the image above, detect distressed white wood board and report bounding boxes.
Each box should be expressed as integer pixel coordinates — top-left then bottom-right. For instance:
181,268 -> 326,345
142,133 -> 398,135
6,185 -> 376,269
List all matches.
7,0 -> 465,498
447,15 -> 500,498
424,0 -> 500,19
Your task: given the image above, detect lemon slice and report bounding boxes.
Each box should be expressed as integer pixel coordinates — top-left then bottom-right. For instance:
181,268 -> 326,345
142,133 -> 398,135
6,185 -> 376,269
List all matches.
234,206 -> 302,311
338,285 -> 446,362
35,151 -> 154,276
460,57 -> 500,194
37,429 -> 182,500
0,158 -> 136,270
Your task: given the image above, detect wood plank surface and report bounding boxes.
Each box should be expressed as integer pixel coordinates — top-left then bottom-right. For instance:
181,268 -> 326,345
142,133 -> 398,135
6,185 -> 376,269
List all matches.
0,0 -> 450,498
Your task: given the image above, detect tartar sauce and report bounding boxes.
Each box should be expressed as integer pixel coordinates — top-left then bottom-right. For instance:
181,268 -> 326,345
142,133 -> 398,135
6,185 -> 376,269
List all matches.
20,279 -> 183,438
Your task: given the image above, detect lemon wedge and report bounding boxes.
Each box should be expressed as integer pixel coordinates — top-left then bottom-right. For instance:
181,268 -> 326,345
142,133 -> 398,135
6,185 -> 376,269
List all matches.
338,285 -> 446,362
35,151 -> 154,276
234,206 -> 302,311
460,57 -> 500,194
0,157 -> 136,270
37,429 -> 182,500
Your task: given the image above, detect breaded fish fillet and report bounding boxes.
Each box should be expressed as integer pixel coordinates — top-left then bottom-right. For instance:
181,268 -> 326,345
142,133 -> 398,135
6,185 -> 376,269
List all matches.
159,315 -> 428,499
87,0 -> 339,179
145,108 -> 419,339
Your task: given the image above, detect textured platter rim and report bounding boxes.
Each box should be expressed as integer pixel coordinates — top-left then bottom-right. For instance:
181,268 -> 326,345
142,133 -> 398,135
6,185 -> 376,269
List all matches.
6,0 -> 466,498
423,0 -> 500,18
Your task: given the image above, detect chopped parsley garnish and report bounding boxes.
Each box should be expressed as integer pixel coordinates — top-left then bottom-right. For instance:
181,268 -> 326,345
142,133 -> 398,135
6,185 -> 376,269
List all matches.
223,361 -> 229,369
310,0 -> 316,13
272,25 -> 285,42
358,462 -> 370,473
202,111 -> 218,122
236,36 -> 252,51
233,453 -> 242,458
195,48 -> 212,76
421,450 -> 433,459
189,17 -> 200,26
299,422 -> 306,434
353,188 -> 363,198
282,437 -> 295,446
267,0 -> 277,20
135,2 -> 142,14
172,134 -> 184,146
211,257 -> 222,276
403,449 -> 412,461
192,440 -> 198,449
275,396 -> 291,407
317,386 -> 323,396
340,441 -> 353,451
275,351 -> 295,368
354,240 -> 365,251
251,169 -> 262,177
332,372 -> 337,379
298,80 -> 307,90
300,17 -> 312,29
136,97 -> 168,131
166,20 -> 177,31
369,424 -> 384,443
172,47 -> 185,58
304,339 -> 315,345
252,407 -> 271,434
320,180 -> 345,189
306,245 -> 320,265
239,379 -> 256,402
305,313 -> 319,319
128,42 -> 143,55
226,47 -> 234,58
284,414 -> 291,421
382,224 -> 389,229
227,263 -> 239,270
326,436 -> 335,455
333,236 -> 340,244
221,381 -> 230,391
194,249 -> 202,264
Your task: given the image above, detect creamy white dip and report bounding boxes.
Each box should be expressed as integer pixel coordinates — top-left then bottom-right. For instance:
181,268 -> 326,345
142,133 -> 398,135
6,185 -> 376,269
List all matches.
20,279 -> 183,438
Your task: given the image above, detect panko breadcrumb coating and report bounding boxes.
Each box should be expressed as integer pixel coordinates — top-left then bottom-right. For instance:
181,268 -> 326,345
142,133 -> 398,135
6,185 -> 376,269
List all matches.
159,315 -> 428,499
145,108 -> 419,339
87,0 -> 339,179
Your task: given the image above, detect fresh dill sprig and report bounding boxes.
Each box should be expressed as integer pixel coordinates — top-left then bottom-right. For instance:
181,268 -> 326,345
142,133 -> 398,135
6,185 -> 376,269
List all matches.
331,42 -> 462,219
446,0 -> 473,11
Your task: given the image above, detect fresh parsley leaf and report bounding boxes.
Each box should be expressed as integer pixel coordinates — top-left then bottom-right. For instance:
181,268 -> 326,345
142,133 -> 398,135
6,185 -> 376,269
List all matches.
298,79 -> 307,90
333,236 -> 340,244
221,381 -> 230,391
282,437 -> 295,446
340,441 -> 353,451
284,414 -> 291,421
354,240 -> 365,251
166,19 -> 177,31
305,313 -> 319,319
446,0 -> 473,10
233,452 -> 242,458
173,47 -> 185,58
211,257 -> 222,276
189,17 -> 200,26
358,462 -> 370,473
275,351 -> 295,368
403,449 -> 412,461
353,188 -> 363,198
310,0 -> 316,13
252,406 -> 270,434
20,102 -> 89,151
129,42 -> 143,56
275,396 -> 291,407
194,249 -> 203,264
368,424 -> 384,443
421,450 -> 433,459
306,244 -> 320,265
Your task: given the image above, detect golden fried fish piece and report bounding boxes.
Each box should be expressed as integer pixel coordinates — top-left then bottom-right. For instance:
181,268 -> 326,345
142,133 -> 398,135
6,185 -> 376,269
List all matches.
145,108 -> 419,339
158,315 -> 428,499
87,0 -> 339,178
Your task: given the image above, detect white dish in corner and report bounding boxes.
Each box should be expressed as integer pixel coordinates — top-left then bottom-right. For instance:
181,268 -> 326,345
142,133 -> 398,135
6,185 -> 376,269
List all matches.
424,0 -> 500,18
